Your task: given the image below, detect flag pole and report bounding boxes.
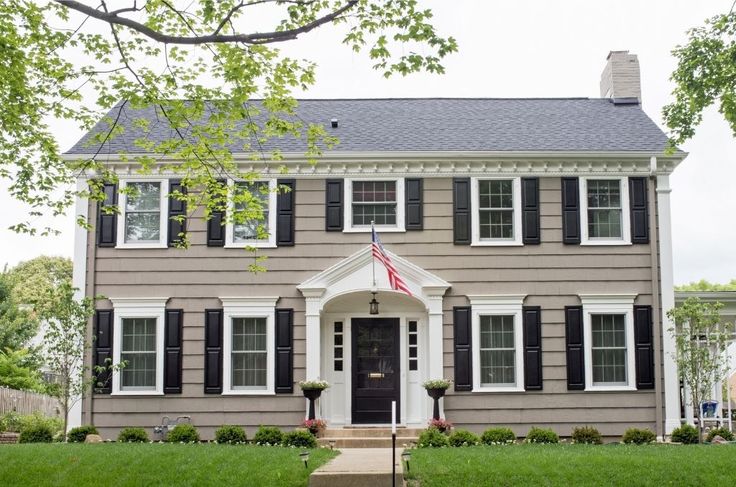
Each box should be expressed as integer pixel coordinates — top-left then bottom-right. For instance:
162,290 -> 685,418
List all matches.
371,220 -> 376,288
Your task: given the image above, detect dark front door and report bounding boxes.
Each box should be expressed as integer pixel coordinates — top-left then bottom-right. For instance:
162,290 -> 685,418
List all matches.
352,318 -> 400,424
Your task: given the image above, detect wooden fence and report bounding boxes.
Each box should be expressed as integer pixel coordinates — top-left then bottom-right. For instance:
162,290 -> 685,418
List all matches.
0,387 -> 61,417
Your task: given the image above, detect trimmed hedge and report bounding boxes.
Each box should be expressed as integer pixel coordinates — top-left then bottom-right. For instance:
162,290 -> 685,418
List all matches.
706,426 -> 735,442
215,425 -> 247,444
571,426 -> 602,445
448,429 -> 480,447
67,425 -> 99,443
118,427 -> 149,443
282,430 -> 317,448
167,424 -> 199,443
19,424 -> 53,443
671,424 -> 698,444
481,427 -> 516,445
525,427 -> 559,444
417,428 -> 449,448
622,428 -> 656,445
254,426 -> 284,446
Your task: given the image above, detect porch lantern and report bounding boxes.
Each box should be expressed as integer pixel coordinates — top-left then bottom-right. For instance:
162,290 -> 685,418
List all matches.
369,291 -> 379,315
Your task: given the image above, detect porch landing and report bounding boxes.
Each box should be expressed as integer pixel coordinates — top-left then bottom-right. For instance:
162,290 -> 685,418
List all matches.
317,427 -> 421,448
308,448 -> 404,487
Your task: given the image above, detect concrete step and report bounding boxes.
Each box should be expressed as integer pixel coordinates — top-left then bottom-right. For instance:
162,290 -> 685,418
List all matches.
321,427 -> 423,438
309,448 -> 404,487
318,437 -> 418,448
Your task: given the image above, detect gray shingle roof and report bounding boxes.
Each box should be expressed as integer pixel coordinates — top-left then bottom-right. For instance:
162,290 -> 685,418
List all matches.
65,98 -> 673,155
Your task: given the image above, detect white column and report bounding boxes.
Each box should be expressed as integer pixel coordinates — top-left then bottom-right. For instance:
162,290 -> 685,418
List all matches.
303,292 -> 323,381
427,294 -> 445,380
657,175 -> 680,434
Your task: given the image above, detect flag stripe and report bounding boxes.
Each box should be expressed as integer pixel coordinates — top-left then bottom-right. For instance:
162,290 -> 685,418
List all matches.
372,227 -> 412,297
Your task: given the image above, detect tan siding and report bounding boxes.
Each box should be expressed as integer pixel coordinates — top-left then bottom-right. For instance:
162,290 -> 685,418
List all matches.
87,176 -> 660,439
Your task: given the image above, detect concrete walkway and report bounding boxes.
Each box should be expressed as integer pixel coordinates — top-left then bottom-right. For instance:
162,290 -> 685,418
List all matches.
309,448 -> 404,487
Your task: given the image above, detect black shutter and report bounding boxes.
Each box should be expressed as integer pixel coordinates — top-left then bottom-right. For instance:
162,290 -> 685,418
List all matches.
629,177 -> 650,244
325,179 -> 343,231
634,305 -> 655,389
561,177 -> 581,244
521,177 -> 540,244
168,180 -> 187,247
565,306 -> 585,390
204,309 -> 223,394
523,306 -> 543,390
276,179 -> 295,246
94,310 -> 113,394
453,178 -> 471,245
275,308 -> 294,393
453,306 -> 472,391
97,183 -> 118,247
164,309 -> 183,394
405,178 -> 423,230
207,180 -> 226,247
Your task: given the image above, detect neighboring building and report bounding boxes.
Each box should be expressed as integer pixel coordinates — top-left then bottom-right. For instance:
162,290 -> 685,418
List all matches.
67,51 -> 687,440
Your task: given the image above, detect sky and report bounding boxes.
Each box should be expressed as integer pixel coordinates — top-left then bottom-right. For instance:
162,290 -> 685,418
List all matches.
1,0 -> 734,285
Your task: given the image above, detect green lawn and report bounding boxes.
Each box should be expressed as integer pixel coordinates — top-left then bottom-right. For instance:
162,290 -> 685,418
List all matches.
0,443 -> 337,486
405,444 -> 736,486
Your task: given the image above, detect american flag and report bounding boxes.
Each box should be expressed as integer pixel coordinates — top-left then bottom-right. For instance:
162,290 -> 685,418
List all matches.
371,226 -> 412,297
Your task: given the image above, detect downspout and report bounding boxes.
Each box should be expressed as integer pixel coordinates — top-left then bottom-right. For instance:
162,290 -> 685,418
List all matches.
648,157 -> 664,439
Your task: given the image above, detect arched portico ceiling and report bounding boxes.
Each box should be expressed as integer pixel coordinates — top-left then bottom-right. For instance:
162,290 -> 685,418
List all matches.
297,246 -> 450,311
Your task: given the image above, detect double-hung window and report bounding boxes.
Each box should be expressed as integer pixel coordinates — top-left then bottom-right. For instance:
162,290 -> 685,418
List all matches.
471,178 -> 522,245
469,295 -> 525,392
580,177 -> 631,245
226,179 -> 277,248
117,180 -> 169,248
110,297 -> 167,395
222,297 -> 277,394
345,178 -> 405,232
580,294 -> 636,391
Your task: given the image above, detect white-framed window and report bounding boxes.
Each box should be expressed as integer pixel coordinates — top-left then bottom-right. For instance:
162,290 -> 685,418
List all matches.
344,178 -> 405,232
116,179 -> 169,248
221,297 -> 278,395
580,294 -> 637,391
225,179 -> 277,248
580,177 -> 631,245
468,295 -> 526,392
110,297 -> 167,395
471,177 -> 522,246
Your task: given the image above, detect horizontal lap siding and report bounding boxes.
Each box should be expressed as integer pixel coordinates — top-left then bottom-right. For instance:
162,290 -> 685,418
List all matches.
89,177 -> 659,438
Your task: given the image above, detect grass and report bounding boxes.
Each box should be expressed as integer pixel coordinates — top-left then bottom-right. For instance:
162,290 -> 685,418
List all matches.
405,444 -> 736,486
0,443 -> 337,486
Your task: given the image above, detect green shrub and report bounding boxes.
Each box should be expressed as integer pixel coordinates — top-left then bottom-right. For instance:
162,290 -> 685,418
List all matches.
117,427 -> 149,443
571,426 -> 602,445
417,427 -> 449,448
706,426 -> 735,442
525,427 -> 559,444
67,425 -> 99,443
448,429 -> 480,447
19,424 -> 53,443
282,430 -> 317,448
253,426 -> 284,446
622,428 -> 656,444
167,423 -> 199,443
2,412 -> 63,435
215,425 -> 247,444
480,427 -> 516,445
671,424 -> 699,444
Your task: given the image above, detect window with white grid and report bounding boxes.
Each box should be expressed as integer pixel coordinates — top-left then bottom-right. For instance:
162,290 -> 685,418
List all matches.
351,180 -> 397,226
231,317 -> 267,389
587,179 -> 623,239
233,181 -> 270,243
120,317 -> 157,391
478,180 -> 514,240
124,182 -> 162,243
479,315 -> 516,386
591,314 -> 627,386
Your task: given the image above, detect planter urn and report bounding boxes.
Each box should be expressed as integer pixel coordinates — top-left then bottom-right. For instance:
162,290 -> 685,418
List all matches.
303,388 -> 323,420
426,387 -> 446,421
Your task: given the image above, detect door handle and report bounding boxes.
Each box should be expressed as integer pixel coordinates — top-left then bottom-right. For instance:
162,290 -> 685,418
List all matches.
368,372 -> 385,379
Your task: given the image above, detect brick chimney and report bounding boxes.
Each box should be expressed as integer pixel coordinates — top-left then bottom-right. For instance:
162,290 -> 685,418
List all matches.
600,51 -> 641,103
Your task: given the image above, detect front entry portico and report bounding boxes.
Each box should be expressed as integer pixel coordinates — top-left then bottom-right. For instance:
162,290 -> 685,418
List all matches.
297,246 -> 450,427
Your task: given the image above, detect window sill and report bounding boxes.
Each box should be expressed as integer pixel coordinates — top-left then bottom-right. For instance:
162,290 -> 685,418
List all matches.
580,240 -> 632,246
115,243 -> 168,249
584,385 -> 637,392
473,386 -> 525,393
224,243 -> 277,249
111,390 -> 164,396
221,390 -> 275,396
471,241 -> 523,247
343,227 -> 405,233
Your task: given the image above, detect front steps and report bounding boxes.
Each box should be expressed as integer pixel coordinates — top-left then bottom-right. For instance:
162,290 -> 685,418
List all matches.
309,448 -> 404,487
317,427 -> 421,449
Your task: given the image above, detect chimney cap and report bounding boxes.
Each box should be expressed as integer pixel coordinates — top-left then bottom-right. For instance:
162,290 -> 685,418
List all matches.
606,50 -> 631,60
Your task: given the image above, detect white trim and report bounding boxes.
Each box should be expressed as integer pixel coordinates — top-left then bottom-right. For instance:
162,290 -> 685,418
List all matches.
220,297 -> 279,395
580,176 -> 631,245
109,297 -> 168,396
224,179 -> 277,249
115,179 -> 169,249
468,295 -> 526,393
657,175 -> 680,434
343,177 -> 405,232
579,294 -> 637,392
470,177 -> 523,246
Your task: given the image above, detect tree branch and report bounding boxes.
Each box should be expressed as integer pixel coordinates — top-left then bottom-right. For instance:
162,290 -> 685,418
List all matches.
54,0 -> 357,45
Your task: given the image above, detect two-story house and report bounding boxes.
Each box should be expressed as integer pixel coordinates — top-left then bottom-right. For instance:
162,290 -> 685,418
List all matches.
67,51 -> 686,440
